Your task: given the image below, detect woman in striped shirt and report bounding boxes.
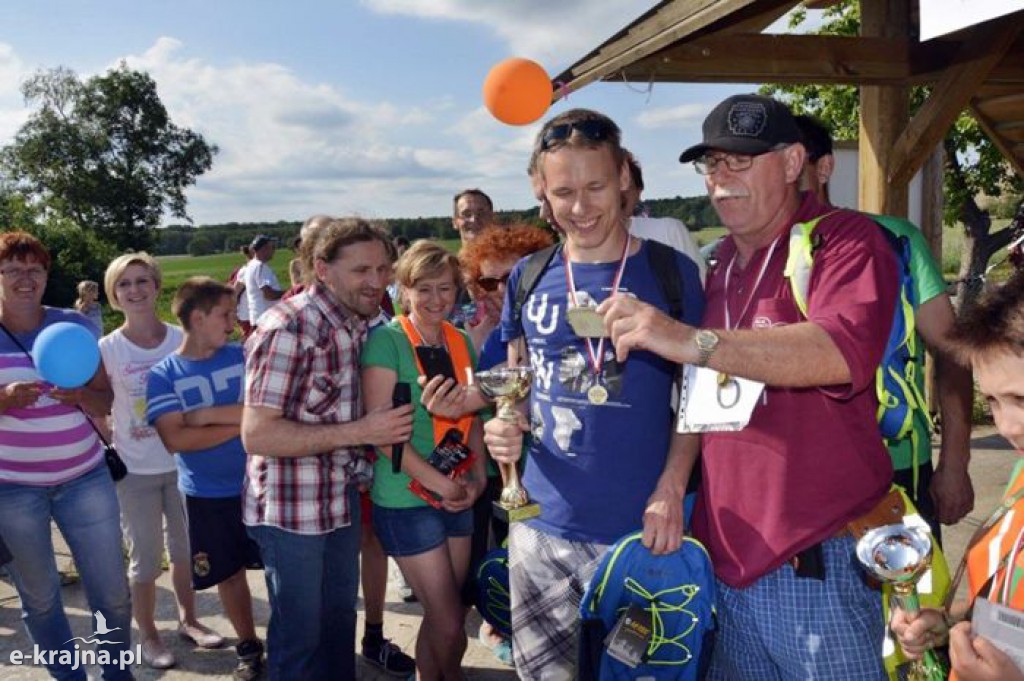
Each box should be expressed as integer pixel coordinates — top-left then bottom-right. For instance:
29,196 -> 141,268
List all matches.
0,232 -> 132,680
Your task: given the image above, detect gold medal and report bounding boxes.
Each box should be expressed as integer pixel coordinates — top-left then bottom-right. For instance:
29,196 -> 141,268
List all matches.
566,306 -> 607,338
587,384 -> 608,405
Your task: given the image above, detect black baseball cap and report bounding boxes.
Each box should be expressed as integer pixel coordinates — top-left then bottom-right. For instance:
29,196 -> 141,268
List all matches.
250,234 -> 273,250
679,94 -> 802,163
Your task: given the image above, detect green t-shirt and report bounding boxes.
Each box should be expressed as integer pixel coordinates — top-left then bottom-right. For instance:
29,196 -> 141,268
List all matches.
361,321 -> 477,508
878,218 -> 947,472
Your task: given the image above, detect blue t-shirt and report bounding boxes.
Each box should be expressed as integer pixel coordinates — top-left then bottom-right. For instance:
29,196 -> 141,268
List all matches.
477,326 -> 506,372
145,344 -> 246,498
499,241 -> 704,543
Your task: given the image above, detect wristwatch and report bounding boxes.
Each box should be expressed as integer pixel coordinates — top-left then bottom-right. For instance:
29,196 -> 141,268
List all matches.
694,329 -> 720,368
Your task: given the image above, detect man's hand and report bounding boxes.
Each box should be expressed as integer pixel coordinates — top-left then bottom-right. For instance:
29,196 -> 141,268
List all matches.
483,415 -> 527,465
597,295 -> 694,364
358,404 -> 414,447
1,381 -> 44,410
930,460 -> 974,525
890,607 -> 947,660
642,484 -> 685,555
949,621 -> 1024,681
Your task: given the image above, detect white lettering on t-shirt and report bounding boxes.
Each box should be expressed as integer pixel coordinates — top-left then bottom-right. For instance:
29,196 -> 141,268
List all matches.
530,347 -> 554,392
526,293 -> 559,336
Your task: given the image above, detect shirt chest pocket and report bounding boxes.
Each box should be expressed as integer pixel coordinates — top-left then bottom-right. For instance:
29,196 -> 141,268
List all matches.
748,297 -> 802,329
304,366 -> 356,420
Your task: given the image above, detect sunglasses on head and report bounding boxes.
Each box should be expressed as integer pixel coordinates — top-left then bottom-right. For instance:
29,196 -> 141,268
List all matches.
540,119 -> 615,151
475,273 -> 510,292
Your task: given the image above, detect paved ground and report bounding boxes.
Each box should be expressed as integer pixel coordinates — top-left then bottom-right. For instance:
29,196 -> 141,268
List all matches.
0,425 -> 1017,679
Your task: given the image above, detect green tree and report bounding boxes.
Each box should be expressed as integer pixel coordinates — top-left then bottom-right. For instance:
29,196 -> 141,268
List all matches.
763,2 -> 1023,308
187,234 -> 216,256
2,64 -> 217,252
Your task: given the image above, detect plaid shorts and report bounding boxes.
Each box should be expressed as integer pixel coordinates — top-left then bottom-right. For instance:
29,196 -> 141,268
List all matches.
708,535 -> 887,681
508,523 -> 608,681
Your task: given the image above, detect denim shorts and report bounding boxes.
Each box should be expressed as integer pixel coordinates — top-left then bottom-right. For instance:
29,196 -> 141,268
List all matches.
372,503 -> 473,557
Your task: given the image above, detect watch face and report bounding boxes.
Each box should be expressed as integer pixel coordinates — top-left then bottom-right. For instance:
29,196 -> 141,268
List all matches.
697,330 -> 718,350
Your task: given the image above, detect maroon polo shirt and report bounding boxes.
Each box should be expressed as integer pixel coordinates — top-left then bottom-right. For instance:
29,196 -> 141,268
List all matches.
692,192 -> 899,588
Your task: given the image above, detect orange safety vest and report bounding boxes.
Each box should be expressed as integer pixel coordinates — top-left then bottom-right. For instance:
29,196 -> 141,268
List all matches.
395,316 -> 474,447
966,464 -> 1024,610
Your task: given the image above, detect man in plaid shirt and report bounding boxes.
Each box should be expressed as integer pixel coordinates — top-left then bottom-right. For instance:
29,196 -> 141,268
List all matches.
242,218 -> 414,680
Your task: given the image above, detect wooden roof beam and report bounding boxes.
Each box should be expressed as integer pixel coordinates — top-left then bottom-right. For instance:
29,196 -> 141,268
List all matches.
971,104 -> 1024,177
553,0 -> 793,97
623,33 -> 914,85
888,20 -> 1024,187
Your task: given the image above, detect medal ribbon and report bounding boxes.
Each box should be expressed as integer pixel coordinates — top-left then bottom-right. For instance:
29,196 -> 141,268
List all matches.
563,235 -> 632,379
723,234 -> 783,330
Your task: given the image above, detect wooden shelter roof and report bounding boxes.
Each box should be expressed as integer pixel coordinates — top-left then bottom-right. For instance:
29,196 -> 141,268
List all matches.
551,0 -> 1024,183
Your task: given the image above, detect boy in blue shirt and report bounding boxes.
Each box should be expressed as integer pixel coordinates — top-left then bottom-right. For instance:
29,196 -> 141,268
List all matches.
146,276 -> 263,680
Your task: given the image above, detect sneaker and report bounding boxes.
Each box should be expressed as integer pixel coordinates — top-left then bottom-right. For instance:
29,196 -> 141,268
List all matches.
234,639 -> 264,681
141,638 -> 175,669
178,622 -> 225,649
362,638 -> 415,677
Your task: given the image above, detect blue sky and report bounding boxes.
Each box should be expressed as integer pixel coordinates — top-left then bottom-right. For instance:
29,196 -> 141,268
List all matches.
0,1 -> 804,225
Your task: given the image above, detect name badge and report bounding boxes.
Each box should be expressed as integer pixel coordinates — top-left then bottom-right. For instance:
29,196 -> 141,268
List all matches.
676,364 -> 764,433
972,597 -> 1024,672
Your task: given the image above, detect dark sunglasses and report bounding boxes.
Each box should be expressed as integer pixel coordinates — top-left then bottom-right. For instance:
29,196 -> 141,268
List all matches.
540,119 -> 616,151
475,273 -> 510,292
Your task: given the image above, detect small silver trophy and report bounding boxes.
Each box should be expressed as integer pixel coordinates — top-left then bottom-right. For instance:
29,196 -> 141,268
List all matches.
475,366 -> 540,523
856,524 -> 947,681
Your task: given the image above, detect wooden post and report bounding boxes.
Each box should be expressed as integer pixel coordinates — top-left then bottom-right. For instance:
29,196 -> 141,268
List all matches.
858,0 -> 910,216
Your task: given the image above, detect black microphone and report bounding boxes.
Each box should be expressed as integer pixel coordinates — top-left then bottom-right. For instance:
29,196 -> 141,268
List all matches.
391,382 -> 411,473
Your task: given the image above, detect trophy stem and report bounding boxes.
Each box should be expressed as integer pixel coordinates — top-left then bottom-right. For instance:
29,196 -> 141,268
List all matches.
493,396 -> 539,523
891,582 -> 921,614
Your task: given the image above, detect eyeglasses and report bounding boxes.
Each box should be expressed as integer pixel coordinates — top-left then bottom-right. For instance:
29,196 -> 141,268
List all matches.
0,265 -> 47,279
540,119 -> 616,151
475,273 -> 510,292
693,144 -> 790,175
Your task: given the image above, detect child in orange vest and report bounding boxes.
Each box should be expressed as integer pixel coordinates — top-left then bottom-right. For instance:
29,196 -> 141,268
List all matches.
891,272 -> 1024,681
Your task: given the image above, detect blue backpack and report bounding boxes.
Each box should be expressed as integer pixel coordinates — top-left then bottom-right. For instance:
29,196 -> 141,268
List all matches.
474,547 -> 511,637
579,532 -> 716,680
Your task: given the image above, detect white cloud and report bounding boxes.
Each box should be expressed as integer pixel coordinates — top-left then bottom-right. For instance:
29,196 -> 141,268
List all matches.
361,0 -> 659,70
0,42 -> 30,142
112,38 -> 506,223
635,103 -> 709,130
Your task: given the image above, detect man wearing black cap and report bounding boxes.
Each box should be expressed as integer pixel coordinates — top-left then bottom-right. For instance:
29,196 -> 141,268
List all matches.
243,234 -> 283,325
599,93 -> 900,679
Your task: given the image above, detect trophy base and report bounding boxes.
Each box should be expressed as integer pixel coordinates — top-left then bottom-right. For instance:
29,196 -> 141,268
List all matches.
493,500 -> 541,523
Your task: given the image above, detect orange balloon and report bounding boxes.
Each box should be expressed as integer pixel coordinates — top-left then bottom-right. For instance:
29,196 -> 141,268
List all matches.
482,58 -> 552,126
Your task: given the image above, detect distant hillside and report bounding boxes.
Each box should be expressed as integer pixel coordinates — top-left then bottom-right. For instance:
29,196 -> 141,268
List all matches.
156,195 -> 714,256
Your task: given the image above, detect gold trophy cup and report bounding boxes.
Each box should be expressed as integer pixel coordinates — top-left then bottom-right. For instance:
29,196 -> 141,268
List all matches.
475,366 -> 540,523
856,524 -> 947,681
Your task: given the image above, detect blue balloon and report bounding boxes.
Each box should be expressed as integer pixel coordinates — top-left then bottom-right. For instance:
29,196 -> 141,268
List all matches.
32,322 -> 100,389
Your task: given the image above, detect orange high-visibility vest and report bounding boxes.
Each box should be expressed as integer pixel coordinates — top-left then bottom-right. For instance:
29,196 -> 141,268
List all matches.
966,465 -> 1024,610
396,316 -> 474,447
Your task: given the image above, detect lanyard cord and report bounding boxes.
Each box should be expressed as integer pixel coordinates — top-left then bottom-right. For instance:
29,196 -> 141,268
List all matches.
722,235 -> 783,330
563,235 -> 631,376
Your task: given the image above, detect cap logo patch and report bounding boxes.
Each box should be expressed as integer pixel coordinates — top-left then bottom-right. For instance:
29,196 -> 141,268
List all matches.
727,102 -> 767,138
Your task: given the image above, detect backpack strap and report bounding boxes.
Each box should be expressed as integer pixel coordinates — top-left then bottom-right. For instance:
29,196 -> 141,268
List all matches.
644,239 -> 685,321
512,243 -> 561,332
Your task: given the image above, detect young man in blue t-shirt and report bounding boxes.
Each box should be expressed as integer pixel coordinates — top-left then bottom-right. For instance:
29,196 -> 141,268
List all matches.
146,277 -> 263,680
483,108 -> 705,679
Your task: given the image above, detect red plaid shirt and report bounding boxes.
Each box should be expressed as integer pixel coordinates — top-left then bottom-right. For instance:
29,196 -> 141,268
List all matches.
243,284 -> 371,534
